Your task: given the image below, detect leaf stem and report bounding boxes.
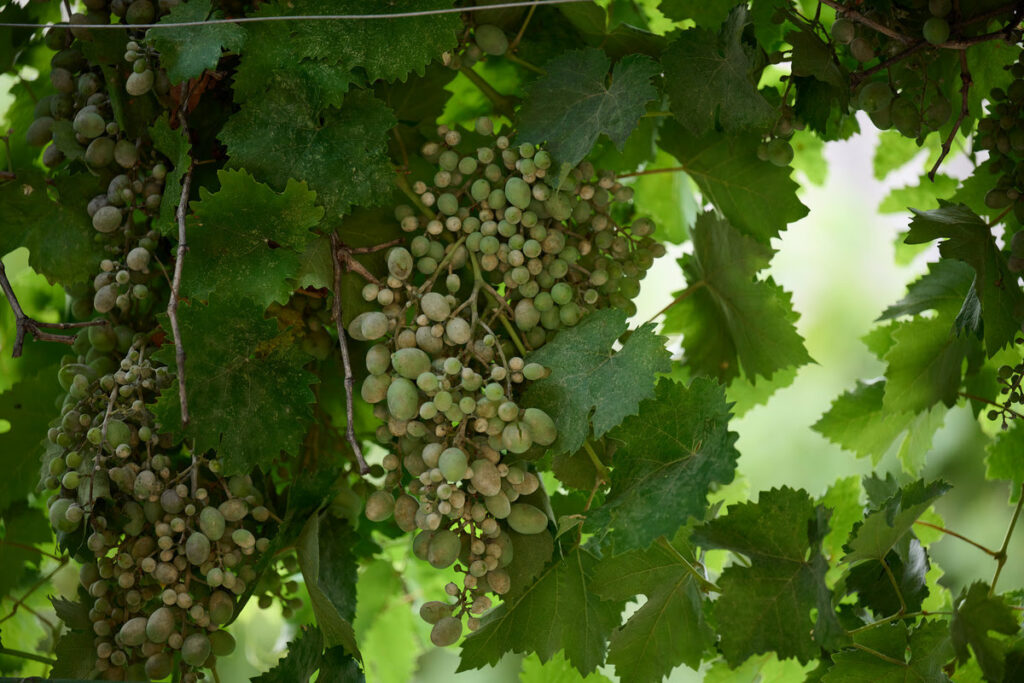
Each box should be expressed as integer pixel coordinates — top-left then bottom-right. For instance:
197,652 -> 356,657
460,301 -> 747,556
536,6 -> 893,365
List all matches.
0,540 -> 63,561
616,164 -> 688,179
928,50 -> 970,181
991,483 -> 1024,594
914,520 -> 998,556
641,110 -> 673,118
0,646 -> 57,666
846,610 -> 950,634
655,536 -> 721,593
458,65 -> 517,119
647,281 -> 706,324
504,52 -> 545,74
852,642 -> 908,667
879,555 -> 908,616
582,440 -> 611,483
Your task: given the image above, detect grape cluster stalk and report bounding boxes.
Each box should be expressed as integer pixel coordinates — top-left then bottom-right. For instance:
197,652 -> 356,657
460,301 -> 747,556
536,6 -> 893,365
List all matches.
356,117 -> 662,644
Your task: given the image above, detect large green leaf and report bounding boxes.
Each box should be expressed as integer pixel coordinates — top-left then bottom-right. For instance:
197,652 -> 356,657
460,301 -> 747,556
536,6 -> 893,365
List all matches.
187,170 -> 324,307
823,621 -> 952,683
662,7 -> 775,136
459,547 -> 623,675
882,315 -> 971,414
662,212 -> 812,382
0,501 -> 51,599
522,308 -> 671,455
659,0 -> 739,27
152,297 -> 317,474
0,362 -> 61,511
233,0 -> 459,104
843,479 -> 950,564
904,203 -> 1024,355
986,422 -> 1024,502
220,86 -> 396,220
147,0 -> 245,84
659,119 -> 809,244
296,513 -> 360,657
585,378 -> 739,551
252,626 -> 363,683
517,47 -> 659,168
590,527 -> 714,682
880,260 -> 976,321
950,582 -> 1020,682
692,487 -> 844,664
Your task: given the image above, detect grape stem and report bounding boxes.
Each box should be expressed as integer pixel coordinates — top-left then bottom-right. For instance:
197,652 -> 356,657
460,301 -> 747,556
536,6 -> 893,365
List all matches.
504,52 -> 545,75
167,110 -> 195,429
509,4 -> 536,51
0,646 -> 56,666
990,483 -> 1024,594
582,440 -> 611,484
469,252 -> 529,355
914,520 -> 999,556
959,391 -> 1024,421
0,540 -> 62,561
330,232 -> 371,475
394,171 -> 434,220
928,50 -> 970,181
458,65 -> 517,120
646,280 -> 707,325
0,260 -> 110,358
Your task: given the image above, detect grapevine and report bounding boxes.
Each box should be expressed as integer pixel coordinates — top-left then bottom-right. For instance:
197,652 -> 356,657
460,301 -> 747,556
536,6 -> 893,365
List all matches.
2,1 -> 1024,683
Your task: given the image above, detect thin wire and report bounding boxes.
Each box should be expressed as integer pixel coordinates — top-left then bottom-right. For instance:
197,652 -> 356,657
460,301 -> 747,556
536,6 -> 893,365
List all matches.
0,0 -> 589,30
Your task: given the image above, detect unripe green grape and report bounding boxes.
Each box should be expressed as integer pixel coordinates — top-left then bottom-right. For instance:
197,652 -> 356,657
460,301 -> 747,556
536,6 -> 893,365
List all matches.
849,37 -> 874,62
145,607 -> 175,643
437,193 -> 459,215
923,17 -> 949,44
209,630 -> 236,657
208,590 -> 234,625
92,205 -> 122,233
392,347 -> 431,379
890,98 -> 921,138
387,377 -> 419,420
125,69 -> 154,96
550,282 -> 573,305
113,138 -> 138,168
502,421 -> 533,453
523,363 -> 546,381
766,138 -> 794,167
181,633 -> 211,667
924,98 -> 952,129
438,447 -> 468,482
419,600 -> 452,624
145,653 -> 173,680
514,298 -> 540,330
426,530 -> 461,569
185,532 -> 211,565
831,17 -> 855,44
387,247 -> 414,279
485,491 -> 511,519
420,292 -> 451,321
361,373 -> 391,404
508,503 -> 548,535
221,497 -> 249,522
544,192 -> 574,220
366,344 -> 391,375
366,490 -> 395,521
85,136 -> 115,167
470,459 -> 502,496
198,505 -> 226,541
431,616 -> 463,646
348,311 -> 388,341
504,177 -> 532,209
474,24 -> 508,55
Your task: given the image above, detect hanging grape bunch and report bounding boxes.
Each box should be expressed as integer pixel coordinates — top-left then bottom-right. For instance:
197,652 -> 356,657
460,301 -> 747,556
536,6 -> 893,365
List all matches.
830,0 -> 956,137
354,118 -> 661,645
976,53 -> 1024,226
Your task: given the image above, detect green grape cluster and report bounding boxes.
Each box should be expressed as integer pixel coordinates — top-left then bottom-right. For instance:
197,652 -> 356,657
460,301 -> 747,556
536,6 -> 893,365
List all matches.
833,1 -> 955,137
440,19 -> 511,71
357,118 -> 661,643
974,53 -> 1024,222
32,8 -> 283,681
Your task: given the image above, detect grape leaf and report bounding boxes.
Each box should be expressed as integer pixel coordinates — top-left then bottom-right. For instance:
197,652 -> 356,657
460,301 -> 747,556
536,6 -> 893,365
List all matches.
252,626 -> 363,683
662,212 -> 812,382
787,28 -> 846,92
879,174 -> 959,215
186,169 -> 324,307
50,628 -> 97,679
519,650 -> 612,683
844,539 -> 931,616
50,597 -> 90,630
516,47 -> 658,168
820,476 -> 863,562
814,380 -> 948,472
590,527 -> 715,682
0,501 -> 51,598
220,86 -> 396,220
149,114 -> 192,238
0,171 -> 106,285
359,593 -> 420,683
584,378 -> 740,552
662,7 -> 775,136
823,620 -> 953,683
951,582 -> 1021,682
659,0 -> 738,28
904,203 -> 1024,355
882,315 -> 971,413
557,3 -> 667,60
873,130 -> 941,181
843,479 -> 950,564
459,547 -> 623,675
692,487 -> 845,664
521,308 -> 671,455
233,0 -> 459,104
147,0 -> 245,84
985,423 -> 1024,502
659,119 -> 809,244
0,363 -> 61,511
152,297 -> 317,475
880,260 -> 976,320
296,513 -> 359,658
